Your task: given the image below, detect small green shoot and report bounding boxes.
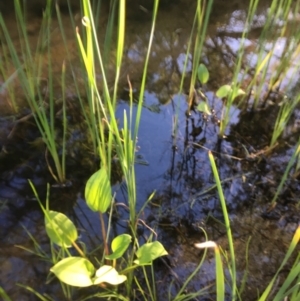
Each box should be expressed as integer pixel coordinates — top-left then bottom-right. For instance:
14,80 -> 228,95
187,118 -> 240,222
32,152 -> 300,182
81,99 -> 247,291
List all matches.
216,85 -> 245,100
197,63 -> 209,84
105,234 -> 132,260
187,0 -> 213,113
197,100 -> 211,115
196,64 -> 211,115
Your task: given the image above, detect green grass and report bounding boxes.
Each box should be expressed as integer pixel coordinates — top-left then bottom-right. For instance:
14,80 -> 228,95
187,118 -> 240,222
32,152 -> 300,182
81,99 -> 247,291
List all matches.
57,0 -> 163,299
0,0 -> 67,183
208,151 -> 236,300
207,150 -> 300,301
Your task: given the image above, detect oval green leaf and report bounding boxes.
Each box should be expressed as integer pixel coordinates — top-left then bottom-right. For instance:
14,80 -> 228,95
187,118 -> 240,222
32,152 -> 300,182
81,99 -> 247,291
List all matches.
134,241 -> 168,265
197,101 -> 211,115
45,210 -> 77,247
85,168 -> 112,213
50,257 -> 94,287
216,84 -> 232,98
105,234 -> 132,260
197,63 -> 209,84
232,88 -> 245,99
93,265 -> 127,285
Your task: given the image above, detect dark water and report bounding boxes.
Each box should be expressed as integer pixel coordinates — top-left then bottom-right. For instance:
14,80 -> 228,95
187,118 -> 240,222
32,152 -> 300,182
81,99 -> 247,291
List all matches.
0,1 -> 299,300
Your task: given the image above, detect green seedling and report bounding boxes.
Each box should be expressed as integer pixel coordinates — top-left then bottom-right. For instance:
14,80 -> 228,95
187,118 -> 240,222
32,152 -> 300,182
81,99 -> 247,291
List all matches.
196,63 -> 245,137
46,211 -> 167,288
187,0 -> 213,113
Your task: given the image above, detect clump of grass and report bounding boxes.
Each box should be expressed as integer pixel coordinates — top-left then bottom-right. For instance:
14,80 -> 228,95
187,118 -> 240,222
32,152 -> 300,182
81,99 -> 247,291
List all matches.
187,0 -> 213,113
172,0 -> 213,144
59,0 -> 163,299
0,0 -> 67,183
205,0 -> 300,139
270,96 -> 300,148
206,150 -> 300,301
0,47 -> 19,112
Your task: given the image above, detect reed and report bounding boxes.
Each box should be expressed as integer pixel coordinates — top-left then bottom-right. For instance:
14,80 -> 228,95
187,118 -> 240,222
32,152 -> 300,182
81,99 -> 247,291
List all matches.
270,96 -> 300,148
218,0 -> 259,137
0,0 -> 67,183
172,0 -> 213,146
208,151 -> 236,300
218,0 -> 300,139
187,0 -> 213,113
76,0 -> 164,299
248,0 -> 300,109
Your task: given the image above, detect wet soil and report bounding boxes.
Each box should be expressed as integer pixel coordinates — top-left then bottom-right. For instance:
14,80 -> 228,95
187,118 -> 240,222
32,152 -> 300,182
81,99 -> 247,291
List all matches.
0,1 -> 300,300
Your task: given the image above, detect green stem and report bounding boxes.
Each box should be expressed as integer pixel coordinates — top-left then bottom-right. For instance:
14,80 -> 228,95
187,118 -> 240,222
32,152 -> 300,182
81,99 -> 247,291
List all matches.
208,151 -> 236,300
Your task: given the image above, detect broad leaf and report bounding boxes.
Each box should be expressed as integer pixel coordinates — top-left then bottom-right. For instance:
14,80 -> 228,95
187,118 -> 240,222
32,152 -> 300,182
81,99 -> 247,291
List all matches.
85,168 -> 112,212
45,211 -> 77,247
105,234 -> 132,260
197,63 -> 209,84
216,85 -> 245,100
50,257 -> 94,287
197,101 -> 211,115
134,241 -> 168,265
93,265 -> 127,285
216,85 -> 232,98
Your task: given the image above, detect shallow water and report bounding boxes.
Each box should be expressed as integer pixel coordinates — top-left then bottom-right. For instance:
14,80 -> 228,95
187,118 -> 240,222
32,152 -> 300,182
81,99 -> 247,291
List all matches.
0,1 -> 300,300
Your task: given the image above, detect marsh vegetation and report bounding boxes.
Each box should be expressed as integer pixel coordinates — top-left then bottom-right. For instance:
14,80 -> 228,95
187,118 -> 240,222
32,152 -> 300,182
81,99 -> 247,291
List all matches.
0,0 -> 300,300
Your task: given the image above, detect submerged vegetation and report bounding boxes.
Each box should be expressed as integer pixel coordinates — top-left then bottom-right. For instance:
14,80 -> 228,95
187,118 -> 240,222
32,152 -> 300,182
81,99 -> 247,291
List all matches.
0,0 -> 300,300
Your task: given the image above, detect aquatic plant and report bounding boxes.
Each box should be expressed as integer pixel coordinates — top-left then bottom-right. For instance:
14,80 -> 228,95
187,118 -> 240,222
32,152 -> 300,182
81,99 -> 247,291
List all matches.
75,1 -> 164,298
270,96 -> 300,149
246,0 -> 300,109
1,0 -> 300,300
210,0 -> 300,139
172,0 -> 213,145
215,0 -> 259,137
0,0 -> 67,183
203,151 -> 300,301
187,0 -> 213,113
208,151 -> 236,300
28,174 -> 167,299
196,63 -> 245,137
